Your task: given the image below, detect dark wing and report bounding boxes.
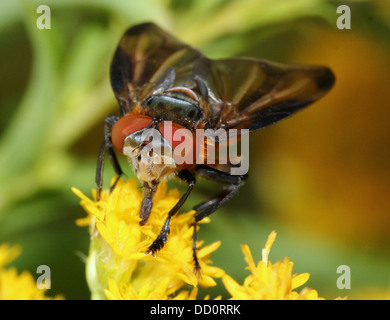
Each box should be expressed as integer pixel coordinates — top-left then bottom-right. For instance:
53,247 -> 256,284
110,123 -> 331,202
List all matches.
195,58 -> 335,131
111,23 -> 335,130
110,23 -> 205,115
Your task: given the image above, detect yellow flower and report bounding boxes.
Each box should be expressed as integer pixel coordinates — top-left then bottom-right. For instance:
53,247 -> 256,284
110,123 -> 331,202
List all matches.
73,178 -> 224,300
0,244 -> 63,300
222,231 -> 324,300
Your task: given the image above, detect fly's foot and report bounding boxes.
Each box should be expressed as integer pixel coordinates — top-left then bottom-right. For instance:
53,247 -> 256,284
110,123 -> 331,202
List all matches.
145,233 -> 168,257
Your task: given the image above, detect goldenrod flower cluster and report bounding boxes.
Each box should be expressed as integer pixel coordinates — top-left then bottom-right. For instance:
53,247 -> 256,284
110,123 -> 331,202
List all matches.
0,244 -> 63,300
73,178 -> 224,299
222,231 -> 322,300
73,178 -> 324,300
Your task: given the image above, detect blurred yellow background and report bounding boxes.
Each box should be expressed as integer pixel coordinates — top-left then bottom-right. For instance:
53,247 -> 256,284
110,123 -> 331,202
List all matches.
1,0 -> 390,299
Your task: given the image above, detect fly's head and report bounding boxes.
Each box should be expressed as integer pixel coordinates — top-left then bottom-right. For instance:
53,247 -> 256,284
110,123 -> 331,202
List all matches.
111,114 -> 177,184
122,127 -> 177,183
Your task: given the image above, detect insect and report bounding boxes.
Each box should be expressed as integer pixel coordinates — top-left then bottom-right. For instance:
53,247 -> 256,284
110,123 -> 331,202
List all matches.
96,22 -> 335,272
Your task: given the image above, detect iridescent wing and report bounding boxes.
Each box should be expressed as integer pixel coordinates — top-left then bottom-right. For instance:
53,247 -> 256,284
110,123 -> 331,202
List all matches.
110,23 -> 205,115
111,23 -> 335,133
194,58 -> 335,132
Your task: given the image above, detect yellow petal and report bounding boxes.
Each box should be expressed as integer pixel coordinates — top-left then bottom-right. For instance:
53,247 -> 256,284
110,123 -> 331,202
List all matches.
292,273 -> 310,290
262,231 -> 276,265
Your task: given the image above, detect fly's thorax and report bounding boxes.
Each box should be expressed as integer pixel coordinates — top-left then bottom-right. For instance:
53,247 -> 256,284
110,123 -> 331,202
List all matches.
122,128 -> 177,183
141,88 -> 205,130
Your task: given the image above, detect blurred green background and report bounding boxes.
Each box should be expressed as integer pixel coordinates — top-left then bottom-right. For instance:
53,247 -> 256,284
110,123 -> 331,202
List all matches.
1,0 -> 390,300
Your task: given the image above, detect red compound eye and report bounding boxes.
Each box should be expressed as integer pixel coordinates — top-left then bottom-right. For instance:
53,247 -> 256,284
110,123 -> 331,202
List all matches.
112,115 -> 153,154
159,121 -> 196,170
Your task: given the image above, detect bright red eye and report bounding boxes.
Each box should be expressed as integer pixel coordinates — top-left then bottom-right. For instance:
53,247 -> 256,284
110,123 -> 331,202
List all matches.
159,121 -> 196,170
112,115 -> 153,154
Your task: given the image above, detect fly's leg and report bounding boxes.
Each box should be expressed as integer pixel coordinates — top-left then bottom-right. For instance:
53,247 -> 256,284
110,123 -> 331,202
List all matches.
146,170 -> 196,256
191,165 -> 247,273
96,115 -> 123,200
